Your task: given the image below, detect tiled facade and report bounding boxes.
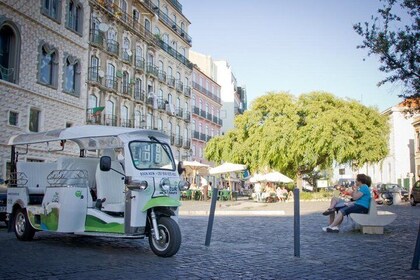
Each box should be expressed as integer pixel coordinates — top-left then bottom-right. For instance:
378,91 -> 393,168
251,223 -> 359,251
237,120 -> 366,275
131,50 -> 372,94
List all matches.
86,0 -> 193,161
190,66 -> 222,164
0,0 -> 90,179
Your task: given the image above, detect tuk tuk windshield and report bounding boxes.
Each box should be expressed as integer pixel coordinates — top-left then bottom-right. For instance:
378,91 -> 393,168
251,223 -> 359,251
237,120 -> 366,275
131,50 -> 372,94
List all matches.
129,141 -> 175,170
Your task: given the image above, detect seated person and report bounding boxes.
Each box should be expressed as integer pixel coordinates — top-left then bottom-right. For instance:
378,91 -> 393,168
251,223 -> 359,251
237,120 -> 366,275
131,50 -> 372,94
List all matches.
322,185 -> 353,224
322,174 -> 371,233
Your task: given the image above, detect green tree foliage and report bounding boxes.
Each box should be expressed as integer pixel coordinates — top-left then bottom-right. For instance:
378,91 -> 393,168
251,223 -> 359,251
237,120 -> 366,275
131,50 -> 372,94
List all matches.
204,92 -> 389,184
353,0 -> 419,99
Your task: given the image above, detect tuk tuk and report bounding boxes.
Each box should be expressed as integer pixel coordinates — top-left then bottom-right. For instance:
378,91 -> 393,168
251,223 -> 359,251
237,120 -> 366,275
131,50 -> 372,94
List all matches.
6,125 -> 188,257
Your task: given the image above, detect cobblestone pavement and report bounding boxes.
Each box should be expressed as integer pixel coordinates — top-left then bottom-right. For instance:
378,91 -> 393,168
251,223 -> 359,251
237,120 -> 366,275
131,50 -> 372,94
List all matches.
0,200 -> 419,279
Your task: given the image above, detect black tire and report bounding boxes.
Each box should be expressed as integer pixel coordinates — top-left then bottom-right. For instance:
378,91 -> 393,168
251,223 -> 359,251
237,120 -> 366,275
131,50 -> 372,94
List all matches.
410,196 -> 417,206
148,216 -> 181,257
14,208 -> 35,241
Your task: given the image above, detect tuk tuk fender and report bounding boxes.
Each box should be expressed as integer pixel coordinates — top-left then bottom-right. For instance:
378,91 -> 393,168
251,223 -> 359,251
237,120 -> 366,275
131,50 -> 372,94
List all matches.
142,196 -> 181,212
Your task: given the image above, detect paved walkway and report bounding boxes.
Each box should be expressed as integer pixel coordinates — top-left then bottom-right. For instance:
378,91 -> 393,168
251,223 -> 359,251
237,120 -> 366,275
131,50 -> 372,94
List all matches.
0,200 -> 419,279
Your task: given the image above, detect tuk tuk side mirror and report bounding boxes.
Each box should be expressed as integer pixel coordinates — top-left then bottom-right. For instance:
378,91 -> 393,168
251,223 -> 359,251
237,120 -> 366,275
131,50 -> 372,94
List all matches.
100,156 -> 112,171
177,161 -> 185,175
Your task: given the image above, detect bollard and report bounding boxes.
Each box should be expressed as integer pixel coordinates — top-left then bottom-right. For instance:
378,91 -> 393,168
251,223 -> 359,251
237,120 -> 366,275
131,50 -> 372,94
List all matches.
293,187 -> 300,257
411,222 -> 420,270
205,187 -> 219,246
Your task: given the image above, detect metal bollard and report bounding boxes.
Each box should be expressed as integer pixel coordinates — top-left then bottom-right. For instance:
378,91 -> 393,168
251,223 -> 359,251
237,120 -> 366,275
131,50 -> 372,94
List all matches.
411,222 -> 420,270
205,187 -> 219,246
294,187 -> 300,257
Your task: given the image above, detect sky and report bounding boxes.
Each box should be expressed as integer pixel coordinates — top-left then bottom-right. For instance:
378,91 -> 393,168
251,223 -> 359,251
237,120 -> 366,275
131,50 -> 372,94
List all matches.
182,0 -> 406,112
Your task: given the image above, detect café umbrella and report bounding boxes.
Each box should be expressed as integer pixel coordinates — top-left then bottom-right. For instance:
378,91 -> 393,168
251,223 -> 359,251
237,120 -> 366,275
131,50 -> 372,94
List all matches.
264,171 -> 293,183
182,160 -> 210,184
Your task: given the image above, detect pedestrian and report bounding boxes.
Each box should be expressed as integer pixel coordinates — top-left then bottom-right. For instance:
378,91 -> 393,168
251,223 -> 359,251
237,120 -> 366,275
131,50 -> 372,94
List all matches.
322,174 -> 371,233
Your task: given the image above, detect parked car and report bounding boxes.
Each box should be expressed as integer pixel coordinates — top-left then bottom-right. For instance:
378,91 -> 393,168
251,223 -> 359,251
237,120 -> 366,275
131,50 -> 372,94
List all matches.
410,180 -> 420,206
0,183 -> 7,226
377,183 -> 409,202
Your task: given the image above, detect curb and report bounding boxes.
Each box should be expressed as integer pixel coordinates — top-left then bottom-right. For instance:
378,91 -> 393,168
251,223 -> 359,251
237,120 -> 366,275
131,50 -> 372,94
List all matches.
179,210 -> 286,216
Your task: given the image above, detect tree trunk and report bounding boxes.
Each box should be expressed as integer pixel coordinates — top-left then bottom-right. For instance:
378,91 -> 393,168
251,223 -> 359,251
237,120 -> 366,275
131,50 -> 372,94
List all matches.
296,171 -> 303,191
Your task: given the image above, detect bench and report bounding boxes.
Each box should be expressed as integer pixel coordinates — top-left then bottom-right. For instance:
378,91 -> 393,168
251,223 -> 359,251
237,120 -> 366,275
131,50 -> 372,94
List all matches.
349,198 -> 397,234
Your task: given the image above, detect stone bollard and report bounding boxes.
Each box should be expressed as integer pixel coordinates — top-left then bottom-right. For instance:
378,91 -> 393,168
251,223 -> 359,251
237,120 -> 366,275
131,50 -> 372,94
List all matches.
393,192 -> 402,205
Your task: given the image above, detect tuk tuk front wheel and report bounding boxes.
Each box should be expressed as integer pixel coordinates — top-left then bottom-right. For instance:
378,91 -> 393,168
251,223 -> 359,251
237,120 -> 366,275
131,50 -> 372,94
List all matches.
148,216 -> 181,257
14,208 -> 35,241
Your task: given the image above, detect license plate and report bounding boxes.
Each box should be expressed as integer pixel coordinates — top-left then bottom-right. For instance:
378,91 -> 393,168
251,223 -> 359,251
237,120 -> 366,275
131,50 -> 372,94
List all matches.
0,206 -> 6,212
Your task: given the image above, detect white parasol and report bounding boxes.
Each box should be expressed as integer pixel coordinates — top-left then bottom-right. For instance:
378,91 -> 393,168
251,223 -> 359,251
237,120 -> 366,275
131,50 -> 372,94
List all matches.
263,171 -> 293,183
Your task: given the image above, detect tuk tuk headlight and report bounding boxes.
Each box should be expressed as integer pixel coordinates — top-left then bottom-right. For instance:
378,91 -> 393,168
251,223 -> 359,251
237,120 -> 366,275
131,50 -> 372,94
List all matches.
178,180 -> 190,191
160,178 -> 171,191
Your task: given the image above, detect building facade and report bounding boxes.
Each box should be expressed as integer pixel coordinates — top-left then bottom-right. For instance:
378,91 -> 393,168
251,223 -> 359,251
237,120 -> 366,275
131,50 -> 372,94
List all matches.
0,0 -> 90,179
190,66 -> 222,164
86,0 -> 193,161
189,51 -> 247,134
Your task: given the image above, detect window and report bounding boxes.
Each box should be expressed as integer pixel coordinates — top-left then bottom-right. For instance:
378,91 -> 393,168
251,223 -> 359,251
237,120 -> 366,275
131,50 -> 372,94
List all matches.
0,21 -> 21,83
63,55 -> 80,95
134,109 -> 142,128
106,63 -> 115,89
29,108 -> 41,132
120,0 -> 127,21
41,0 -> 61,22
121,105 -> 129,127
38,43 -> 58,87
8,111 -> 18,126
89,55 -> 99,82
145,19 -> 151,32
122,71 -> 129,94
154,27 -> 160,35
162,33 -> 169,44
66,0 -> 83,34
88,94 -> 97,109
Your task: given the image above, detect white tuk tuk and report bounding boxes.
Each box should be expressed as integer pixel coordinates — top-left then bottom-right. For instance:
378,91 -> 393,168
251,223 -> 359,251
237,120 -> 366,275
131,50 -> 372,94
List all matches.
6,125 -> 188,257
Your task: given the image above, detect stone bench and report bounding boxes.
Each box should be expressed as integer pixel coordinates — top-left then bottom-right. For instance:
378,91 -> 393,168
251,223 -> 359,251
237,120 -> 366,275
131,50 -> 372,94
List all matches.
349,198 -> 397,234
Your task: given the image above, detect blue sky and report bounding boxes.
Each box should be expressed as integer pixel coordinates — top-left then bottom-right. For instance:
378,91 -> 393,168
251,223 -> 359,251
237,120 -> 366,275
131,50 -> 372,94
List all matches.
182,0 -> 406,111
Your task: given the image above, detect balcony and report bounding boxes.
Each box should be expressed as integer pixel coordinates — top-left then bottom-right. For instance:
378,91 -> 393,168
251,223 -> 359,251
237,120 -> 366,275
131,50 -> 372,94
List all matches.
193,106 -> 200,115
86,108 -> 103,125
206,112 -> 213,121
121,118 -> 133,128
104,114 -> 117,126
200,109 -> 206,118
121,50 -> 132,64
88,67 -> 103,86
135,57 -> 145,72
183,86 -> 191,97
105,75 -> 118,91
169,0 -> 182,13
89,29 -> 104,49
175,107 -> 183,118
92,0 -> 193,69
183,139 -> 191,149
175,136 -> 183,147
200,133 -> 206,141
183,111 -> 191,122
134,88 -> 145,102
146,63 -> 159,77
193,131 -> 200,140
157,98 -> 166,110
157,10 -> 191,45
121,84 -> 132,96
175,80 -> 183,93
106,39 -> 119,56
167,76 -> 175,88
158,70 -> 166,83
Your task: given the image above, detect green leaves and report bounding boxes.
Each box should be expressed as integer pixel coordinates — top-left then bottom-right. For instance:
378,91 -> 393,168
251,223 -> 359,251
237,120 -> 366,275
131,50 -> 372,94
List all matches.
204,92 -> 389,180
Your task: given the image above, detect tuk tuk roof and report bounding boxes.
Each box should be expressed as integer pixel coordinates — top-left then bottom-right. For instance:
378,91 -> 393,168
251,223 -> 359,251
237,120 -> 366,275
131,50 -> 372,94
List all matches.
8,125 -> 170,150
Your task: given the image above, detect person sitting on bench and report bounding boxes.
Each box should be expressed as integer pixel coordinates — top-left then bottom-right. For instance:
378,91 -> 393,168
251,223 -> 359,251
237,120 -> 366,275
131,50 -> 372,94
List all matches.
322,174 -> 371,233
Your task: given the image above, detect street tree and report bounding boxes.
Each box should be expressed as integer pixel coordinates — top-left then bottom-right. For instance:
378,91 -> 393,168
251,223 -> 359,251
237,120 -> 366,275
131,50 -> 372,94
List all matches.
205,92 -> 390,188
353,0 -> 420,100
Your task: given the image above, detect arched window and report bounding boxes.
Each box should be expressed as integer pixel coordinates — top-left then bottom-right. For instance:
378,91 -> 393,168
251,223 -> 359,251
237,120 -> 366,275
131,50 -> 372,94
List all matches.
181,22 -> 185,32
199,99 -> 202,111
106,100 -> 115,126
163,6 -> 168,16
133,9 -> 139,22
158,118 -> 163,131
123,37 -> 131,61
168,121 -> 173,135
89,94 -> 97,109
63,55 -> 80,95
66,0 -> 83,34
158,60 -> 164,71
135,109 -> 143,128
38,43 -> 58,87
121,105 -> 129,126
167,66 -> 172,77
192,94 -> 195,107
106,63 -> 116,89
154,26 -> 160,35
145,19 -> 151,32
162,33 -> 169,44
0,21 -> 20,83
192,119 -> 196,131
135,78 -> 143,100
89,55 -> 99,82
122,71 -> 129,94
120,0 -> 127,21
42,0 -> 61,22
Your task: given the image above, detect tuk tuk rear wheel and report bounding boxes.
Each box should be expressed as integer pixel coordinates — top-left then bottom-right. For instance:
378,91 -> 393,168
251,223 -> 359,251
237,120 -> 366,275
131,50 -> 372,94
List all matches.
14,208 -> 35,241
148,216 -> 181,257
